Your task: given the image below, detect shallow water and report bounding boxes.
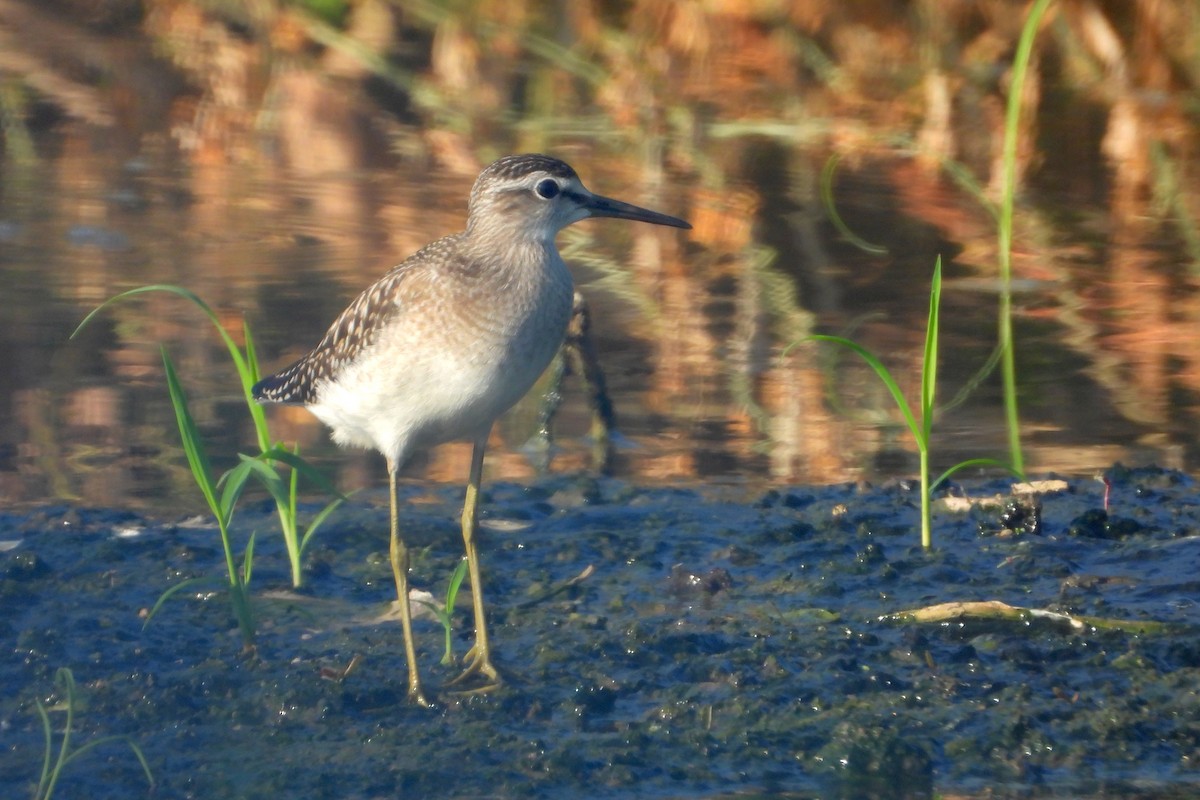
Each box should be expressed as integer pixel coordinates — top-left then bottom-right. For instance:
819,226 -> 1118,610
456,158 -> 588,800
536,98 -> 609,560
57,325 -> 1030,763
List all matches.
3,467 -> 1200,799
3,7 -> 1200,508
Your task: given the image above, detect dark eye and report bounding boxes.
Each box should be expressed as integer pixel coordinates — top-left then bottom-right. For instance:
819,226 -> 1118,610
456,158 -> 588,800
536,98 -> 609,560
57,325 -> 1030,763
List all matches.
535,179 -> 560,199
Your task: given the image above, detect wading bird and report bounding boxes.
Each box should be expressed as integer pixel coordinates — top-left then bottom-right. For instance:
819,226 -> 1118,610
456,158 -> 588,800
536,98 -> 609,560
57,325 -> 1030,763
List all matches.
253,154 -> 690,705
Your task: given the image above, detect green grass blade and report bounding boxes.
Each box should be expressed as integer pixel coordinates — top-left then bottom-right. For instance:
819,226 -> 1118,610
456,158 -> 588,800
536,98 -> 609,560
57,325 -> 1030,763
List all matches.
234,453 -> 291,508
73,285 -> 247,377
242,531 -> 257,585
258,446 -> 347,499
243,318 -> 262,384
33,670 -> 155,797
921,257 -> 943,438
284,449 -> 302,586
299,495 -> 347,554
288,444 -> 300,523
241,319 -> 271,452
808,334 -> 923,446
72,284 -> 263,438
217,458 -> 266,527
418,609 -> 454,664
71,285 -> 217,340
229,579 -> 256,648
931,458 -> 1020,492
444,556 -> 470,662
125,740 -> 154,788
43,668 -> 77,800
996,0 -> 1051,475
412,597 -> 449,624
142,576 -> 218,629
416,558 -> 471,665
58,736 -> 151,781
411,594 -> 453,664
938,157 -> 998,222
444,557 -> 469,614
78,284 -> 263,643
162,350 -> 222,523
35,698 -> 52,798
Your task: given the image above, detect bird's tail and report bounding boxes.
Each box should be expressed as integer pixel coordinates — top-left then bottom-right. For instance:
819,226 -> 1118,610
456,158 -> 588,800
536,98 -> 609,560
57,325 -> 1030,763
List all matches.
252,360 -> 317,405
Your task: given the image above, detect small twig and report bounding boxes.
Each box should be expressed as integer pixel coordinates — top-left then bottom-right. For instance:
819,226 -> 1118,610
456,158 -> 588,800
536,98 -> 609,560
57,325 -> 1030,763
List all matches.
516,565 -> 595,609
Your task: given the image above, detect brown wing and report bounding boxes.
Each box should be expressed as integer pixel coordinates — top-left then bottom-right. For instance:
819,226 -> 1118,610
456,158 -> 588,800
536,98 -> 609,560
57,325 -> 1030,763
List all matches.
252,235 -> 462,405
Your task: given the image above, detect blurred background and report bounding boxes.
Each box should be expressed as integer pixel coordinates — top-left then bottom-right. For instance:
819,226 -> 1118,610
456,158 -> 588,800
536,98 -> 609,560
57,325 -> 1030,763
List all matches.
2,0 -> 1199,510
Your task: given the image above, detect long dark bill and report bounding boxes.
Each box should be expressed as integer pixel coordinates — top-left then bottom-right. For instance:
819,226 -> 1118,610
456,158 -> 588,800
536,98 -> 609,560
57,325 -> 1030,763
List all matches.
582,192 -> 692,229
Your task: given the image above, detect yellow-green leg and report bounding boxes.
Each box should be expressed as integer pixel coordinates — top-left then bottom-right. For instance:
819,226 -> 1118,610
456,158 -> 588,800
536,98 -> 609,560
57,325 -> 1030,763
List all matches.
388,459 -> 432,707
447,437 -> 502,690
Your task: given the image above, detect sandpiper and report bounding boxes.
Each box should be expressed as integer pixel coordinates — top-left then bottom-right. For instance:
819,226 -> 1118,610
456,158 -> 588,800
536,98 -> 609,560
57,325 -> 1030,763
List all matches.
253,154 -> 691,704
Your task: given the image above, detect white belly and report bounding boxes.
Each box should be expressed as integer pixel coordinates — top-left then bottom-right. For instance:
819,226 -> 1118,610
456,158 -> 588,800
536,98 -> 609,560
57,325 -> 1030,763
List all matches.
308,261 -> 574,466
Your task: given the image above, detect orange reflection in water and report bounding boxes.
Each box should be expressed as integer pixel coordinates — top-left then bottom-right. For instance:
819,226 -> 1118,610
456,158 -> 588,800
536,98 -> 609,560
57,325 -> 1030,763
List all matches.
3,0 -> 1200,511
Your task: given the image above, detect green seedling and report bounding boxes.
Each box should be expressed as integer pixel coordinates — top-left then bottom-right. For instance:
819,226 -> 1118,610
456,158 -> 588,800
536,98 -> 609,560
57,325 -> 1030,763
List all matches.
72,285 -> 344,592
227,443 -> 347,586
799,258 -> 1015,549
994,0 -> 1051,475
414,557 -> 471,666
916,0 -> 1050,476
34,668 -> 153,800
162,348 -> 257,647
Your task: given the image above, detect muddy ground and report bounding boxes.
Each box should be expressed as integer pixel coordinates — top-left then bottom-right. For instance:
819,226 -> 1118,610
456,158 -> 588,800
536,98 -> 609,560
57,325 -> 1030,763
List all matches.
2,466 -> 1199,799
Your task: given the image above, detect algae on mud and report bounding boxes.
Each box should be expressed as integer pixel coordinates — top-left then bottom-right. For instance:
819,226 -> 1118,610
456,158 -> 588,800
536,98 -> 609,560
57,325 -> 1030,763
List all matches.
2,466 -> 1200,799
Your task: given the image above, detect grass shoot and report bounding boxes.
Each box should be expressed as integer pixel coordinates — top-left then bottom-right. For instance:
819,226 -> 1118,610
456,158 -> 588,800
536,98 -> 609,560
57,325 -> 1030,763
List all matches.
994,0 -> 1052,475
34,668 -> 153,800
162,348 -> 257,647
71,285 -> 346,649
415,557 -> 471,666
801,257 -> 1014,549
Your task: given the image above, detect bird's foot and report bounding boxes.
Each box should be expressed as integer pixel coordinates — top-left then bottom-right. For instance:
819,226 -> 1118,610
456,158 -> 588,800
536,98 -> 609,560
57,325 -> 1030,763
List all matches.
408,683 -> 435,709
445,644 -> 502,694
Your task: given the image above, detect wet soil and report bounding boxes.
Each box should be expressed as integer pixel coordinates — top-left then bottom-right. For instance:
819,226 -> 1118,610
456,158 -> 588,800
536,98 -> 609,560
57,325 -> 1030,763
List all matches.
2,465 -> 1200,799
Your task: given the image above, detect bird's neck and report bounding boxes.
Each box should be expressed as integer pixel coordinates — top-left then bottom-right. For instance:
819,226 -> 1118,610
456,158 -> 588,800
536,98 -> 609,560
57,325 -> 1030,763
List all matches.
462,225 -> 560,274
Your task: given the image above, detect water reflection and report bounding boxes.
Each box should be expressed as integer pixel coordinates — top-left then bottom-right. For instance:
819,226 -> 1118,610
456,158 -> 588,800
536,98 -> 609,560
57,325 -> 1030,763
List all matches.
2,0 -> 1198,510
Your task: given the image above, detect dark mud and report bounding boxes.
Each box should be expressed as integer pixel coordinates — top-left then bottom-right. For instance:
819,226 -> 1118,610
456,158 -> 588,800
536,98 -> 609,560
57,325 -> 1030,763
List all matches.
3,466 -> 1200,799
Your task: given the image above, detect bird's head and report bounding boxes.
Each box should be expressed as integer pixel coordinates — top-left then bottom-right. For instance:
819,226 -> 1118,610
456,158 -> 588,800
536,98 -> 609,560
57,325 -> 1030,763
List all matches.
466,154 -> 691,243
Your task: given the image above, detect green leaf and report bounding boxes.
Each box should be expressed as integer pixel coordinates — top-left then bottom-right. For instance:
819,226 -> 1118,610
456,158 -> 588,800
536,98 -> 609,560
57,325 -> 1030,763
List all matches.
444,557 -> 469,614
162,349 -> 221,523
75,284 -> 264,642
807,334 -> 923,447
35,697 -> 52,798
33,668 -> 154,800
931,458 -> 1018,493
127,740 -> 156,790
72,284 -> 261,434
920,256 -> 942,439
241,319 -> 271,452
288,444 -> 300,522
242,531 -> 257,585
72,285 -> 199,339
36,669 -> 77,800
412,597 -> 450,625
258,446 -> 347,499
299,495 -> 347,555
142,576 -> 218,629
243,318 -> 262,384
58,737 -> 154,791
228,580 -> 256,648
234,453 -> 291,510
217,458 -> 262,527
